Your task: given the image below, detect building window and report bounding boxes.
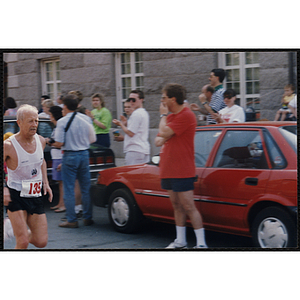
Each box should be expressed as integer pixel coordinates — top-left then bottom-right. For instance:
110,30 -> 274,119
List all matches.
115,52 -> 144,116
41,58 -> 61,101
219,52 -> 260,119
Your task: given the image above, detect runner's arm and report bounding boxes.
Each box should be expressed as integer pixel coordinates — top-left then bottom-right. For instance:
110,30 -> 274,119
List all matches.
41,159 -> 53,202
3,140 -> 12,206
39,135 -> 53,202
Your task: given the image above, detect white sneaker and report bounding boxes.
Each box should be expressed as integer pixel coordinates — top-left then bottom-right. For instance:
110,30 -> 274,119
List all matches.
193,244 -> 208,249
166,239 -> 187,249
4,218 -> 14,241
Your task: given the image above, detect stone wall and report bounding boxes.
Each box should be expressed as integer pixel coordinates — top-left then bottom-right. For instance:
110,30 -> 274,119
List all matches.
142,51 -> 217,127
4,52 -> 117,116
259,52 -> 291,120
4,51 -> 297,158
59,52 -> 116,116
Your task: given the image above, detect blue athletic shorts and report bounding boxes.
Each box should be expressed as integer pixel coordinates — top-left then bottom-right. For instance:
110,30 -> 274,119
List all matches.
161,177 -> 195,192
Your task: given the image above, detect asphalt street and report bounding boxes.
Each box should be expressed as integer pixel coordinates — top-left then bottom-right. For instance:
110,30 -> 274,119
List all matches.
4,198 -> 254,250
4,158 -> 254,250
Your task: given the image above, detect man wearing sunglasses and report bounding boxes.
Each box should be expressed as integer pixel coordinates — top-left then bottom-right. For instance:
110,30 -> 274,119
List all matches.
113,90 -> 150,165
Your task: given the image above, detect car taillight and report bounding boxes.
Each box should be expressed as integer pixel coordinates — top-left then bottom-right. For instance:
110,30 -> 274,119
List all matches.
89,156 -> 114,165
96,157 -> 104,164
106,156 -> 114,164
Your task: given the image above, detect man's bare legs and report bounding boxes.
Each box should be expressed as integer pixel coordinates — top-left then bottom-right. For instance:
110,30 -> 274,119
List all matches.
168,190 -> 203,229
27,213 -> 48,248
168,190 -> 206,248
8,210 -> 48,249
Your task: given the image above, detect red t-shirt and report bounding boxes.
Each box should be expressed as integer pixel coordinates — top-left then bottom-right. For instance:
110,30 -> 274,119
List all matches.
159,107 -> 196,179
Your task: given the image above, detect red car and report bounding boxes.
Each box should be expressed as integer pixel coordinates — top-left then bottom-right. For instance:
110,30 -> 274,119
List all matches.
91,122 -> 297,248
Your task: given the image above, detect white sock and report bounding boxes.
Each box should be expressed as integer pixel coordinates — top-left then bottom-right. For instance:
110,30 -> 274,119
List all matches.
194,228 -> 206,246
176,226 -> 187,245
75,204 -> 82,214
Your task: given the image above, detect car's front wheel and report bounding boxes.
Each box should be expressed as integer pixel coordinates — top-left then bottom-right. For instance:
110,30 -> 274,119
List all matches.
251,207 -> 296,248
108,188 -> 143,233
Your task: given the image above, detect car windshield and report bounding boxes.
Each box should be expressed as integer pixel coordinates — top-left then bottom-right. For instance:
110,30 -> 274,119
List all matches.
4,118 -> 53,138
278,125 -> 297,153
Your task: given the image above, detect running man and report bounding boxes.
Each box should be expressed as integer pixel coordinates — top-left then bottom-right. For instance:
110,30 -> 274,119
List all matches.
4,104 -> 53,249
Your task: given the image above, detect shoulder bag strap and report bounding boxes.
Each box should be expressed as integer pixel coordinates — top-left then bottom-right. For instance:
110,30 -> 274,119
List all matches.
65,111 -> 77,133
63,111 -> 77,146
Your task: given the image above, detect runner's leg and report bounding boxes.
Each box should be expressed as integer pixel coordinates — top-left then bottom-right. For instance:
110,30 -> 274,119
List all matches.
7,210 -> 29,249
27,213 -> 48,248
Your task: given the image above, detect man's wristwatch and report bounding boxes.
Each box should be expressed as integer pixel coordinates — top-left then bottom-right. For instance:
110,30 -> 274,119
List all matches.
160,114 -> 167,118
202,102 -> 208,106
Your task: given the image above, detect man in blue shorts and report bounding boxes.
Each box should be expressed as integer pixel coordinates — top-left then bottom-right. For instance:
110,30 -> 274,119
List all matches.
155,83 -> 207,249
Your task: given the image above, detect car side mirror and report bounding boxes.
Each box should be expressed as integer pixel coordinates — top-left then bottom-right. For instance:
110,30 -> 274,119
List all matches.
151,155 -> 160,165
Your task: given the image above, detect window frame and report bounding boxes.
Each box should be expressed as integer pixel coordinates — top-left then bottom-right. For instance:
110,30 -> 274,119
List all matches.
41,58 -> 61,101
218,52 -> 260,118
115,52 -> 144,117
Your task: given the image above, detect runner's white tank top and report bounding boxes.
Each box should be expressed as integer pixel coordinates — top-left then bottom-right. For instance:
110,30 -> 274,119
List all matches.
7,134 -> 44,191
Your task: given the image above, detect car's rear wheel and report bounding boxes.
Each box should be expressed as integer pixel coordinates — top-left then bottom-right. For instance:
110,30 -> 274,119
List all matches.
108,188 -> 143,233
251,207 -> 296,248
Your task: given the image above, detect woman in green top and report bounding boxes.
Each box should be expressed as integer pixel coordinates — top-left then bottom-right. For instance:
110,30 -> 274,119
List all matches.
86,93 -> 112,148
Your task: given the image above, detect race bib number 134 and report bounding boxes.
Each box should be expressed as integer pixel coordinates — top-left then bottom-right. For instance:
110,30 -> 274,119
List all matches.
20,180 -> 42,198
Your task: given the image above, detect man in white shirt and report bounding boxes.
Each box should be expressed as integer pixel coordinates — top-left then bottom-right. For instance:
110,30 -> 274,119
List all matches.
212,89 -> 245,123
113,90 -> 150,165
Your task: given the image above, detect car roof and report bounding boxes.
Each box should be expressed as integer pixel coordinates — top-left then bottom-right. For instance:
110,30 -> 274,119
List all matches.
4,116 -> 50,121
197,121 -> 297,129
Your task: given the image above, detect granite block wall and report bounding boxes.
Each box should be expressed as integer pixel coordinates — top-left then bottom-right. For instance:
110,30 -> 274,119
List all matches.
4,51 -> 297,158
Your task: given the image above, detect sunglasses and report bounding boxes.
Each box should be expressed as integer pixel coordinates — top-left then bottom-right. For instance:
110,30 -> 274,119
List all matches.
128,98 -> 136,102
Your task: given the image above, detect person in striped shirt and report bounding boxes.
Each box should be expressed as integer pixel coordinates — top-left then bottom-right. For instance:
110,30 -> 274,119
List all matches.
200,68 -> 226,124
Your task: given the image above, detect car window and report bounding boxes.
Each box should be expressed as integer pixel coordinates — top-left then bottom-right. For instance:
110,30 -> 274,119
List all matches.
278,126 -> 297,153
263,131 -> 287,169
4,121 -> 19,134
194,130 -> 222,167
37,121 -> 53,138
213,130 -> 269,169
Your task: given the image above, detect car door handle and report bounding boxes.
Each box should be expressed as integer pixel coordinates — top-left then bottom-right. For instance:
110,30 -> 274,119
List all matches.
245,178 -> 258,186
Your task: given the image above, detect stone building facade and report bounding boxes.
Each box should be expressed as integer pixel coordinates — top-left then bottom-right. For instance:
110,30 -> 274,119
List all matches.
3,50 -> 297,158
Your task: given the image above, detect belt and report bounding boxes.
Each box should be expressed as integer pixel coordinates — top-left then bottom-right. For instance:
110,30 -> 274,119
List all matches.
63,149 -> 89,153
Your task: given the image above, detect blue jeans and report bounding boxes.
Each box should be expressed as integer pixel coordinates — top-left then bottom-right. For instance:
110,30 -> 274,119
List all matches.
61,150 -> 92,223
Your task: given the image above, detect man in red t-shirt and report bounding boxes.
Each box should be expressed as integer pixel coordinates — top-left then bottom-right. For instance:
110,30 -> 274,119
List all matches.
155,83 -> 207,249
